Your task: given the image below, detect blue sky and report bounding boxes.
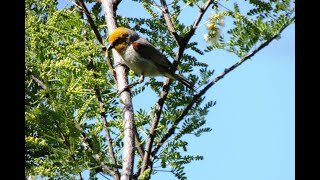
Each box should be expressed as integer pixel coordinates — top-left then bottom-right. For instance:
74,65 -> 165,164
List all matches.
58,1 -> 295,179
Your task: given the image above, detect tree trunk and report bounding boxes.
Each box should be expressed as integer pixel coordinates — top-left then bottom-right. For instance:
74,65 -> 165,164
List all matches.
101,0 -> 135,179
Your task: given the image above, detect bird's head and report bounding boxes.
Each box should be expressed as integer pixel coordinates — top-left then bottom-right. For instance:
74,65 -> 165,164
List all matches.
107,27 -> 140,53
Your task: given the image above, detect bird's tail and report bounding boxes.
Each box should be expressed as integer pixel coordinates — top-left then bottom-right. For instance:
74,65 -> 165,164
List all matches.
166,72 -> 196,91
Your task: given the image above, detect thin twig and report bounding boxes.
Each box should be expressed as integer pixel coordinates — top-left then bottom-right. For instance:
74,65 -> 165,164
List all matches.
151,17 -> 294,157
139,84 -> 169,176
159,0 -> 180,44
151,0 -> 161,9
139,1 -> 213,178
88,36 -> 121,180
26,66 -> 47,90
30,75 -> 47,90
135,127 -> 145,158
75,122 -> 117,176
77,0 -> 117,83
26,67 -> 50,98
76,1 -> 120,179
183,0 -> 212,45
153,169 -> 173,173
99,172 -> 112,180
172,0 -> 212,68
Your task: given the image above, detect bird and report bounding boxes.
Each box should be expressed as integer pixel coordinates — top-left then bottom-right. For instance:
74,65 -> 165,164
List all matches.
106,27 -> 195,92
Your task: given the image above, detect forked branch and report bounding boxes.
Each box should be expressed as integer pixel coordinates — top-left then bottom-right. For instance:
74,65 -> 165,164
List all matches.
151,17 -> 294,157
139,0 -> 214,178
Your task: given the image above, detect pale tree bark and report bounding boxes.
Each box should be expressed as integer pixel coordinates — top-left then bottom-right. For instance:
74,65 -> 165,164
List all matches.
101,0 -> 135,179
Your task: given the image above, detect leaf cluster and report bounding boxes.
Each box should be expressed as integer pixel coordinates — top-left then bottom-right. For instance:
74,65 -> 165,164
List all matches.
26,0 -> 121,178
205,0 -> 295,57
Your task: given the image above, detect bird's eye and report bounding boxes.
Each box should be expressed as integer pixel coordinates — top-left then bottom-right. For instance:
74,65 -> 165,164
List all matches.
112,38 -> 123,46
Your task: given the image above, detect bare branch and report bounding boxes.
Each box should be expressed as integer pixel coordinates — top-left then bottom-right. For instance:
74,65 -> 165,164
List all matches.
101,0 -> 136,179
151,17 -> 294,157
26,67 -> 50,99
75,122 -> 118,177
160,0 -> 180,44
139,83 -> 169,175
99,172 -> 112,180
87,44 -> 120,180
139,1 -> 214,177
139,1 -> 214,178
171,0 -> 213,72
30,74 -> 47,90
77,0 -> 103,44
182,0 -> 212,45
97,90 -> 120,166
76,1 -> 121,179
135,127 -> 145,158
76,0 -> 117,82
153,169 -> 173,173
26,66 -> 47,90
87,56 -> 120,174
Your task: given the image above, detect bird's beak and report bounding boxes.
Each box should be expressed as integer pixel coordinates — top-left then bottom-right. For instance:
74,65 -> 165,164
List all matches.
106,43 -> 115,51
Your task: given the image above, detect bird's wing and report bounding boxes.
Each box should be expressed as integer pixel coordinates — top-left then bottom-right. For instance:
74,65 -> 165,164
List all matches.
132,38 -> 174,70
132,38 -> 196,91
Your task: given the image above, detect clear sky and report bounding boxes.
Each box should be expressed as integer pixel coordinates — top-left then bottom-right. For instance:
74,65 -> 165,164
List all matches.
58,1 -> 295,180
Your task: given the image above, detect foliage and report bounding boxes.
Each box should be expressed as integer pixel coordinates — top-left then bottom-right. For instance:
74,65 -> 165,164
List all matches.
26,0 -> 119,178
25,0 -> 294,179
204,0 -> 295,57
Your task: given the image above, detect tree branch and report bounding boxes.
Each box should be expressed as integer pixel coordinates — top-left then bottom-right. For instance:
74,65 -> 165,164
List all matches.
159,0 -> 180,44
75,122 -> 118,177
139,81 -> 169,176
151,17 -> 294,157
86,55 -> 120,179
27,59 -> 118,177
76,1 -> 120,179
76,0 -> 117,83
26,67 -> 50,98
25,66 -> 47,90
77,0 -> 145,163
101,0 -> 136,179
139,1 -> 214,178
94,82 -> 120,179
135,126 -> 145,158
30,74 -> 47,90
77,0 -> 103,44
182,0 -> 212,46
79,172 -> 83,180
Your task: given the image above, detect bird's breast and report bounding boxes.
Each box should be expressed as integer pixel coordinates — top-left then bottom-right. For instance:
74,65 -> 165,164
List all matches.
121,46 -> 161,76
